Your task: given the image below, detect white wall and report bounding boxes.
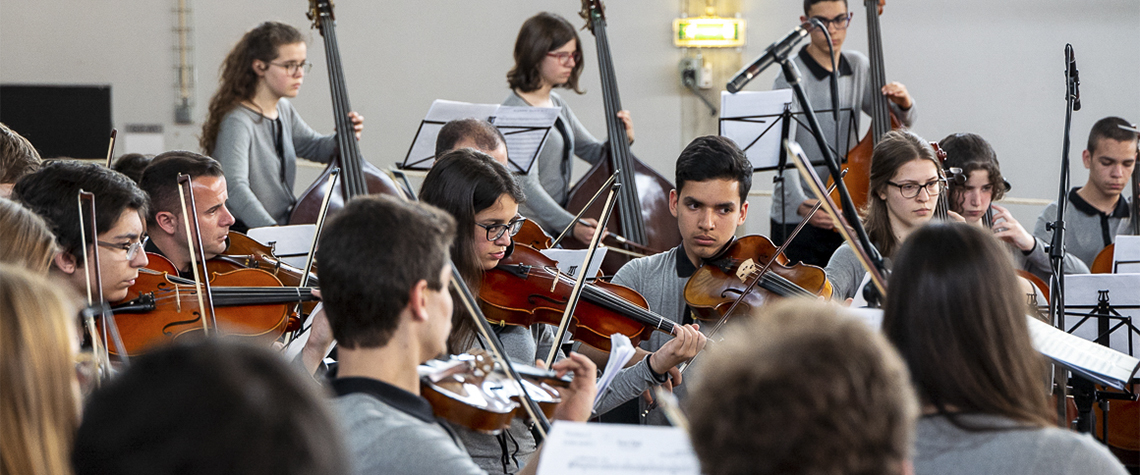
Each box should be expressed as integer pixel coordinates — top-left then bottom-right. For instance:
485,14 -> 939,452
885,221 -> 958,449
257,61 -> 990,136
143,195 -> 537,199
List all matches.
2,0 -> 1137,235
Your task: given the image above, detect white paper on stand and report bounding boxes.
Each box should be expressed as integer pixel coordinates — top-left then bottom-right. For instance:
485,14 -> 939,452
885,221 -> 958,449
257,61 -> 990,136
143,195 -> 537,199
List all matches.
1026,316 -> 1140,389
540,248 -> 608,281
594,333 -> 635,410
719,89 -> 794,170
1111,236 -> 1140,273
1061,274 -> 1140,356
537,421 -> 700,475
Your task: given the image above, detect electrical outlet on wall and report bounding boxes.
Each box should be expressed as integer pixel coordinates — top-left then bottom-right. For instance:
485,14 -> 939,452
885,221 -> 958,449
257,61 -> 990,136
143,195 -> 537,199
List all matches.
699,61 -> 713,89
680,57 -> 700,88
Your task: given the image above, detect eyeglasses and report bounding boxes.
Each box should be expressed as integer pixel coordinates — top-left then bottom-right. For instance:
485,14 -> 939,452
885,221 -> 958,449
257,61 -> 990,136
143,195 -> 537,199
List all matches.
886,179 -> 944,199
269,60 -> 313,76
809,12 -> 854,31
97,240 -> 144,260
476,218 -> 526,241
546,51 -> 581,66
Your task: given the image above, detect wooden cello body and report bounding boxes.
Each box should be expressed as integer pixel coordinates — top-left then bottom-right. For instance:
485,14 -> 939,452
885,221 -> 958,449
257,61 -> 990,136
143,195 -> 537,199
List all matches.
826,0 -> 899,210
564,0 -> 680,274
290,0 -> 401,225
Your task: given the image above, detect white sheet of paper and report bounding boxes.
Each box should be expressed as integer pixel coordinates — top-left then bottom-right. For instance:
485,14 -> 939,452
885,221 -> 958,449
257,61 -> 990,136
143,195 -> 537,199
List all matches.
539,248 -> 608,281
246,224 -> 317,269
403,99 -> 560,173
720,89 -> 794,170
1026,315 -> 1140,388
846,307 -> 884,330
1061,274 -> 1140,355
1112,236 -> 1140,273
594,333 -> 635,410
537,421 -> 700,475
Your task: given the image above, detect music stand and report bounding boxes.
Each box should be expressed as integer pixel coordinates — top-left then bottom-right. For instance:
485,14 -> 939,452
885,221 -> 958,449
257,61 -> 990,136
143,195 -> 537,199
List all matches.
399,99 -> 559,174
719,90 -> 856,172
1107,236 -> 1140,273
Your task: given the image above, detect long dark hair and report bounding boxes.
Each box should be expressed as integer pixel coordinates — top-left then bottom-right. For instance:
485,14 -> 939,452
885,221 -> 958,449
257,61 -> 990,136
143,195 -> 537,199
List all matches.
419,149 -> 524,353
200,22 -> 304,154
507,12 -> 584,94
862,129 -> 939,258
882,222 -> 1051,430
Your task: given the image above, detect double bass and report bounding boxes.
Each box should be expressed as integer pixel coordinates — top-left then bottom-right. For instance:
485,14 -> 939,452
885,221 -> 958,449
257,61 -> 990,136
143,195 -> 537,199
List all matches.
290,0 -> 402,224
826,0 -> 900,211
564,0 -> 681,274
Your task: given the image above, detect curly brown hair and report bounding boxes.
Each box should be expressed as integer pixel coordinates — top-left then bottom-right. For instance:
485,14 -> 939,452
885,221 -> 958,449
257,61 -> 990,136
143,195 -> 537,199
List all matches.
199,22 -> 304,155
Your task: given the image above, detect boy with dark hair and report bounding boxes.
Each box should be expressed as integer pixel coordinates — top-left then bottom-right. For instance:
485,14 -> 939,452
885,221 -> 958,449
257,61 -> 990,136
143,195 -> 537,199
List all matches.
771,0 -> 916,267
435,118 -> 509,166
322,195 -> 598,475
138,150 -> 235,276
606,135 -> 744,425
13,160 -> 149,303
1034,116 -> 1137,267
688,300 -> 918,475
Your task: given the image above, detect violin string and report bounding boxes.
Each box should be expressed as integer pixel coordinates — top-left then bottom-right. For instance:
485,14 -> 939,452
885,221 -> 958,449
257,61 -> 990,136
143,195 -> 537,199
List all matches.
528,268 -> 675,332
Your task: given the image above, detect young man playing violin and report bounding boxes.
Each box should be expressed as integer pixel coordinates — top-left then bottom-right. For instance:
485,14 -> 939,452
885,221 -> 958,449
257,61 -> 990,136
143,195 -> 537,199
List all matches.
771,0 -> 915,268
598,135 -> 745,426
138,151 -> 236,278
13,160 -> 150,304
321,194 -> 598,475
1034,116 -> 1137,268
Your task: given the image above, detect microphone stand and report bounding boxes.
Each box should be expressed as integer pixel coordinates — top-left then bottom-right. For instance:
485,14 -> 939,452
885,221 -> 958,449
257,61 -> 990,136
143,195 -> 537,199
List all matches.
774,55 -> 887,305
1047,43 -> 1080,428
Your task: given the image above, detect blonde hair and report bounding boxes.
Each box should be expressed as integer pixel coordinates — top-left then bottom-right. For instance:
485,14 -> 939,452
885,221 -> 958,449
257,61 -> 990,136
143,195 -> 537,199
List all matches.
1,263 -> 80,475
0,197 -> 58,274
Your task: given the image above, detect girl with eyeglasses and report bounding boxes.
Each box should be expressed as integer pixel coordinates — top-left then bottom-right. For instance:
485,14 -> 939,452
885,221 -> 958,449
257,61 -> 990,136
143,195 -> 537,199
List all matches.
418,149 -> 699,474
824,129 -> 959,300
502,12 -> 634,246
200,21 -> 364,231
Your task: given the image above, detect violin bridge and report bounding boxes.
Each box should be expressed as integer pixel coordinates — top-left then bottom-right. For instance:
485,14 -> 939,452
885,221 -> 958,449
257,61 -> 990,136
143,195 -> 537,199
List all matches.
175,284 -> 182,312
736,258 -> 758,283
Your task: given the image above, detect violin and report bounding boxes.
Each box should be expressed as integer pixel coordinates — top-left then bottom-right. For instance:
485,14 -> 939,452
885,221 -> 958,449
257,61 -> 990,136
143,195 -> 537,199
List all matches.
212,231 -> 320,329
107,252 -> 319,356
685,235 -> 833,322
480,244 -> 678,352
419,351 -> 570,434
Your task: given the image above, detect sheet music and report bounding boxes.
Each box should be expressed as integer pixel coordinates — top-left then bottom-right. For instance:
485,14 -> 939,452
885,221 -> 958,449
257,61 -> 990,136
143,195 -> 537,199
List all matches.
719,90 -> 794,170
401,100 -> 559,173
594,333 -> 635,411
1026,316 -> 1140,389
1112,236 -> 1140,273
1062,274 -> 1140,355
539,248 -> 608,281
537,422 -> 700,475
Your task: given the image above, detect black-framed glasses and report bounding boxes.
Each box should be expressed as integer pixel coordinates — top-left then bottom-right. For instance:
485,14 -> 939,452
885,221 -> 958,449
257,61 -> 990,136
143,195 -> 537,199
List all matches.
887,179 -> 944,199
269,60 -> 313,76
97,240 -> 144,260
545,50 -> 582,66
809,12 -> 854,31
476,218 -> 525,241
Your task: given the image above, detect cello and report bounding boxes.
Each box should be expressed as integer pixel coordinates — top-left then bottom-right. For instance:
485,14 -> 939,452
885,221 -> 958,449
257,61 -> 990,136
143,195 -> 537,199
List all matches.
564,0 -> 681,274
290,0 -> 402,224
826,0 -> 900,211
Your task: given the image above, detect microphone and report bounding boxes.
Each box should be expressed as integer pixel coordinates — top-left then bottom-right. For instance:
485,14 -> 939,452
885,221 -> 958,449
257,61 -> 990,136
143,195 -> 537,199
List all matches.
726,22 -> 811,93
1065,44 -> 1081,111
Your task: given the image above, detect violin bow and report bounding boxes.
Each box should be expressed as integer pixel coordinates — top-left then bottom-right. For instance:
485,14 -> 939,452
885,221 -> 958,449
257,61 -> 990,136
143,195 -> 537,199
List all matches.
283,167 -> 340,344
393,175 -> 555,442
551,171 -> 618,248
77,191 -> 118,381
544,179 -> 622,368
104,129 -> 117,168
788,140 -> 888,298
177,174 -> 217,333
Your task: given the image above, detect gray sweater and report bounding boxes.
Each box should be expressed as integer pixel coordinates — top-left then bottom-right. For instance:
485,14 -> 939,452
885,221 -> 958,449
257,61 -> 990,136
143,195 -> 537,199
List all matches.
1034,188 -> 1133,269
212,99 -> 336,227
771,48 -> 915,224
913,414 -> 1127,475
454,323 -> 660,474
502,91 -> 605,235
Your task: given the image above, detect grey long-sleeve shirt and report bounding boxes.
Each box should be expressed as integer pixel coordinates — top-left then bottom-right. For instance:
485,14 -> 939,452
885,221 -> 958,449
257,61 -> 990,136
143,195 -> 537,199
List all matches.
502,92 -> 605,235
771,47 -> 915,224
211,99 -> 336,227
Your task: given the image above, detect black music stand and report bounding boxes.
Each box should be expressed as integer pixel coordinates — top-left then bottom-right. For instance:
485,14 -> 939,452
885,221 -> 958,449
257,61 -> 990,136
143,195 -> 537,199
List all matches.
399,99 -> 558,174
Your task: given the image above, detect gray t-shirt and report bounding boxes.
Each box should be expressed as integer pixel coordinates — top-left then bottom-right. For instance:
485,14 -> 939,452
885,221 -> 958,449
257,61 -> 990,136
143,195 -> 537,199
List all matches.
502,91 -> 605,234
611,244 -> 700,426
914,414 -> 1127,475
1034,188 -> 1133,269
330,377 -> 487,475
212,99 -> 336,227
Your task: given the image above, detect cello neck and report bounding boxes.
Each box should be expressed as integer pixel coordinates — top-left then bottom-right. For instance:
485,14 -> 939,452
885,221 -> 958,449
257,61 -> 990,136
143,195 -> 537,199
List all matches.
310,0 -> 367,199
583,1 -> 647,246
864,0 -> 890,143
